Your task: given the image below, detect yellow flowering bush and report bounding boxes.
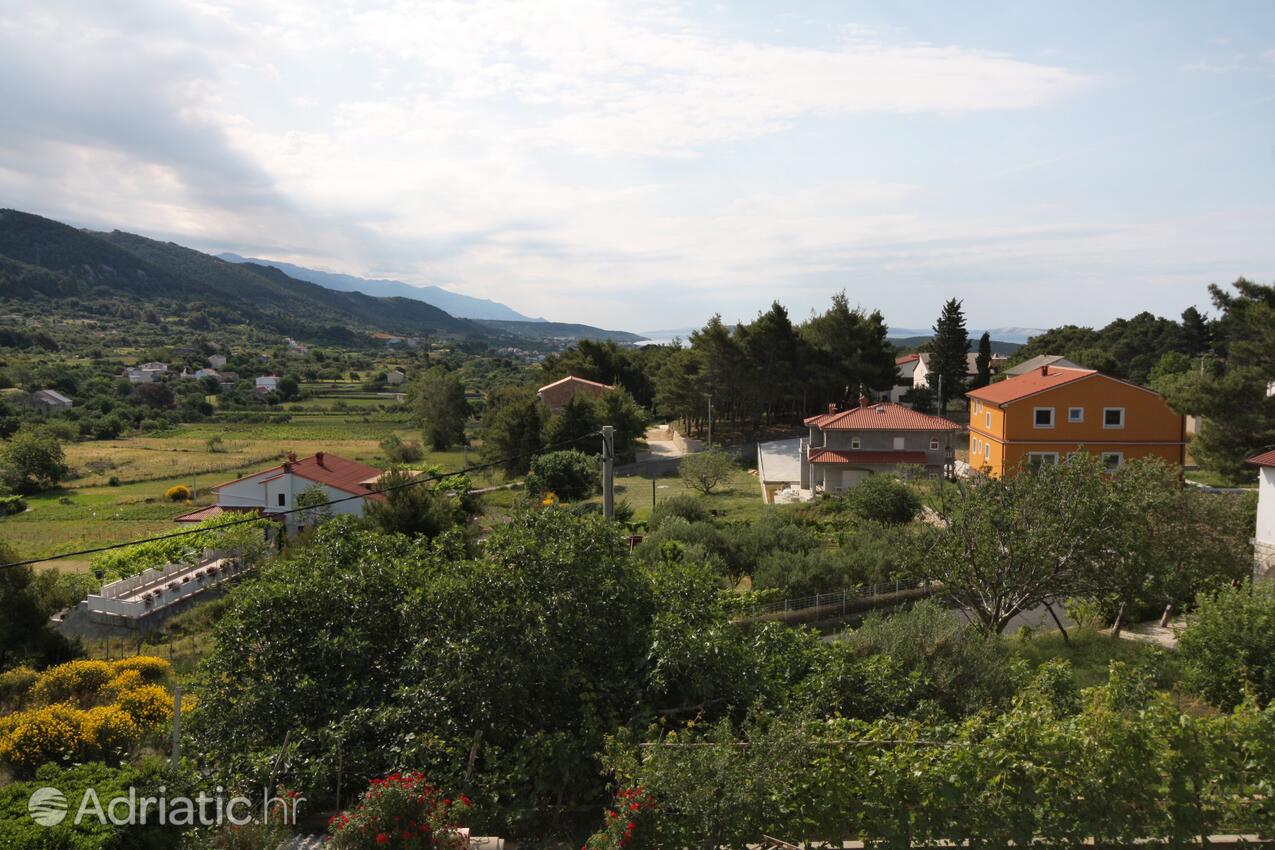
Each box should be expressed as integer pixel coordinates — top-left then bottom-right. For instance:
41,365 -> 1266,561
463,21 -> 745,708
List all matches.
82,705 -> 142,761
0,704 -> 87,775
112,655 -> 172,684
116,684 -> 173,727
31,659 -> 114,705
0,655 -> 176,777
104,669 -> 145,699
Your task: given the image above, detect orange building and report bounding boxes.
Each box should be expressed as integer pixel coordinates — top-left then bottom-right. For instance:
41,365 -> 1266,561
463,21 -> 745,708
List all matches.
965,364 -> 1186,477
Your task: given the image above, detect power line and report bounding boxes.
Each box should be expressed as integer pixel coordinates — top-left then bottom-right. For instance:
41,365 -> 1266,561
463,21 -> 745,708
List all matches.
0,432 -> 604,571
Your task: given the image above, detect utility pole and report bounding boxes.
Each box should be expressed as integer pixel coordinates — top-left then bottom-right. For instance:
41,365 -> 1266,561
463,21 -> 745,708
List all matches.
601,425 -> 615,520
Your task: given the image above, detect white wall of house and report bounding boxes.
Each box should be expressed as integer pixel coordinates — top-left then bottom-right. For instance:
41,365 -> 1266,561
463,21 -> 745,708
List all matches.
1256,467 -> 1275,581
216,472 -> 371,533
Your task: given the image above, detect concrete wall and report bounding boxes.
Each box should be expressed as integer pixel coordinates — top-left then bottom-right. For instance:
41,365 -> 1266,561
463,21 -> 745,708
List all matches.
822,429 -> 948,467
1257,467 -> 1275,581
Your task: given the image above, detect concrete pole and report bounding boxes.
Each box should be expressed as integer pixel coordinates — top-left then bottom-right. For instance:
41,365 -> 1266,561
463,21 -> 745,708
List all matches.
602,425 -> 615,520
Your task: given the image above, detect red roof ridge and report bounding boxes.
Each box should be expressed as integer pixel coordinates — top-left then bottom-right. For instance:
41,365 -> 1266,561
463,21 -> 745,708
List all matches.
808,448 -> 930,465
210,452 -> 387,497
803,401 -> 960,431
538,375 -> 613,393
1246,448 -> 1275,468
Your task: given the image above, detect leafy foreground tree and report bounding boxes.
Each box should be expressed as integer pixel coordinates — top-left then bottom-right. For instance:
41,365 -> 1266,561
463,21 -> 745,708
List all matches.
0,542 -> 78,670
480,386 -> 545,475
524,449 -> 598,502
364,467 -> 475,538
1178,582 -> 1275,709
838,475 -> 921,525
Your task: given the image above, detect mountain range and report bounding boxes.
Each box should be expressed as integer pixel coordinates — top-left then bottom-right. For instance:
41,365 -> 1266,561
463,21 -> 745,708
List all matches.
217,253 -> 542,323
0,209 -> 640,346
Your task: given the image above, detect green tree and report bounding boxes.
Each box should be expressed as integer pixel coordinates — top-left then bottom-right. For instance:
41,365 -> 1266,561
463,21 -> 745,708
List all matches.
411,366 -> 470,450
296,482 -> 334,529
679,450 -> 736,495
0,540 -> 76,670
0,427 -> 68,493
1179,582 -> 1275,709
277,374 -> 301,401
364,467 -> 468,538
524,449 -> 599,502
840,475 -> 921,525
973,331 -> 992,388
801,292 -> 898,411
929,298 -> 969,413
480,386 -> 545,475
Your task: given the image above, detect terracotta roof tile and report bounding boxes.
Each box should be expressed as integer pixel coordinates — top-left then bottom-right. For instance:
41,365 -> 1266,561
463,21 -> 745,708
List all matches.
1246,448 -> 1275,468
173,505 -> 266,523
802,401 -> 961,431
966,366 -> 1095,405
211,452 -> 387,499
808,449 -> 930,465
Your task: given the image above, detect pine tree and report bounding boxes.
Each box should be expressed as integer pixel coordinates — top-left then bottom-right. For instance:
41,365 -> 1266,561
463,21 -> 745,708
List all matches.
930,299 -> 970,413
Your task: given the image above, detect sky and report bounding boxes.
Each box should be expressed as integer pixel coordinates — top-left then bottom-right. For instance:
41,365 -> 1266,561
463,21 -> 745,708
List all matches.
1,1 -> 1273,334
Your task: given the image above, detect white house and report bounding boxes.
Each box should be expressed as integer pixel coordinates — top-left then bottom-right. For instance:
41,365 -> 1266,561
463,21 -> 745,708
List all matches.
1249,449 -> 1275,581
175,451 -> 387,534
194,368 -> 220,380
208,354 -> 227,369
386,369 -> 406,386
255,375 -> 279,392
124,362 -> 168,384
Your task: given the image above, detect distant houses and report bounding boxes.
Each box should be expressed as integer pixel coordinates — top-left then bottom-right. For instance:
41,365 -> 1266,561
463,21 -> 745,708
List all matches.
30,388 -> 73,412
965,363 -> 1186,477
208,354 -> 227,369
1249,448 -> 1275,581
801,393 -> 959,493
386,369 -> 406,386
1002,354 -> 1080,378
124,362 -> 168,384
255,375 -> 279,393
537,375 -> 613,412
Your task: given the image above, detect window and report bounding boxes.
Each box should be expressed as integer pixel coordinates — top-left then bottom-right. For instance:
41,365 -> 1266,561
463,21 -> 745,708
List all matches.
984,442 -> 990,459
1027,451 -> 1059,469
1101,452 -> 1124,470
985,412 -> 991,428
277,493 -> 286,506
892,436 -> 906,451
1068,407 -> 1084,423
1103,407 -> 1125,429
1033,407 -> 1055,428
850,437 -> 861,450
929,437 -> 940,450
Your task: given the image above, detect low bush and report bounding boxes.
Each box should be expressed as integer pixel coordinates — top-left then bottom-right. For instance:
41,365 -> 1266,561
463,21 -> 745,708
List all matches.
164,484 -> 192,502
328,772 -> 471,850
0,494 -> 26,516
648,495 -> 709,530
836,475 -> 922,525
524,449 -> 598,502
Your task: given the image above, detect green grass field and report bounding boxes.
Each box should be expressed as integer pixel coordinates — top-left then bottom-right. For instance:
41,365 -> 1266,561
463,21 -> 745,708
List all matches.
1008,625 -> 1179,691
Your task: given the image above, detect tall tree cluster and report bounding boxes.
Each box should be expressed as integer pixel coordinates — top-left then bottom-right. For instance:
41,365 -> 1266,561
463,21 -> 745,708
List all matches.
652,293 -> 898,435
928,298 -> 970,412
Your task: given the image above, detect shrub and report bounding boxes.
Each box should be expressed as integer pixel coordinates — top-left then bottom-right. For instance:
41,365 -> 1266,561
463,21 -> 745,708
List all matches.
1178,583 -> 1275,709
524,449 -> 599,502
838,475 -> 922,525
0,666 -> 38,710
164,484 -> 192,502
328,772 -> 471,850
0,494 -> 26,516
381,434 -> 425,463
31,659 -> 114,705
678,450 -> 736,495
0,703 -> 87,776
648,495 -> 709,530
115,684 -> 174,727
81,704 -> 141,761
112,655 -> 172,684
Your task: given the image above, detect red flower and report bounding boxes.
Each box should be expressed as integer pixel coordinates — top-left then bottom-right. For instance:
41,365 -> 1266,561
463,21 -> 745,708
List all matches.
376,833 -> 389,845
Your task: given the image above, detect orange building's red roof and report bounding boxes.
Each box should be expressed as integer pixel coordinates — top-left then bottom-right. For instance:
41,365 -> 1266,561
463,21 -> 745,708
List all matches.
1246,448 -> 1275,468
804,401 -> 960,431
808,448 -> 930,465
966,366 -> 1096,406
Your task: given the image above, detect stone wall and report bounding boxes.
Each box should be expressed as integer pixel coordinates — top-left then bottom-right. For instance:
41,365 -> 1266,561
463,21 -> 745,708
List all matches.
1256,539 -> 1275,582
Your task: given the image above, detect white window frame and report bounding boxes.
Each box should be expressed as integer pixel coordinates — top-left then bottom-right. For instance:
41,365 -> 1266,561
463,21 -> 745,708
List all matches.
984,442 -> 991,460
1027,451 -> 1060,467
892,436 -> 906,451
1068,407 -> 1084,423
929,437 -> 940,450
1033,407 -> 1055,429
1103,407 -> 1125,429
1101,451 -> 1124,470
985,412 -> 991,428
850,437 -> 861,450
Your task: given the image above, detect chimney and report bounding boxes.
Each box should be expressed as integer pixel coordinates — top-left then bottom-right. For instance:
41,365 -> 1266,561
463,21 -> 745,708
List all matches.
315,451 -> 325,467
287,450 -> 298,463
827,403 -> 837,415
1041,364 -> 1049,377
858,392 -> 871,409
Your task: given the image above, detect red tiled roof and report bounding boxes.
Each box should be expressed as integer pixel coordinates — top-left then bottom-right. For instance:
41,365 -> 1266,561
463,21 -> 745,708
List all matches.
803,402 -> 961,431
1246,448 -> 1275,468
808,449 -> 930,465
211,452 -> 387,499
966,366 -> 1096,405
173,505 -> 267,523
895,353 -> 920,365
537,375 -> 612,394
